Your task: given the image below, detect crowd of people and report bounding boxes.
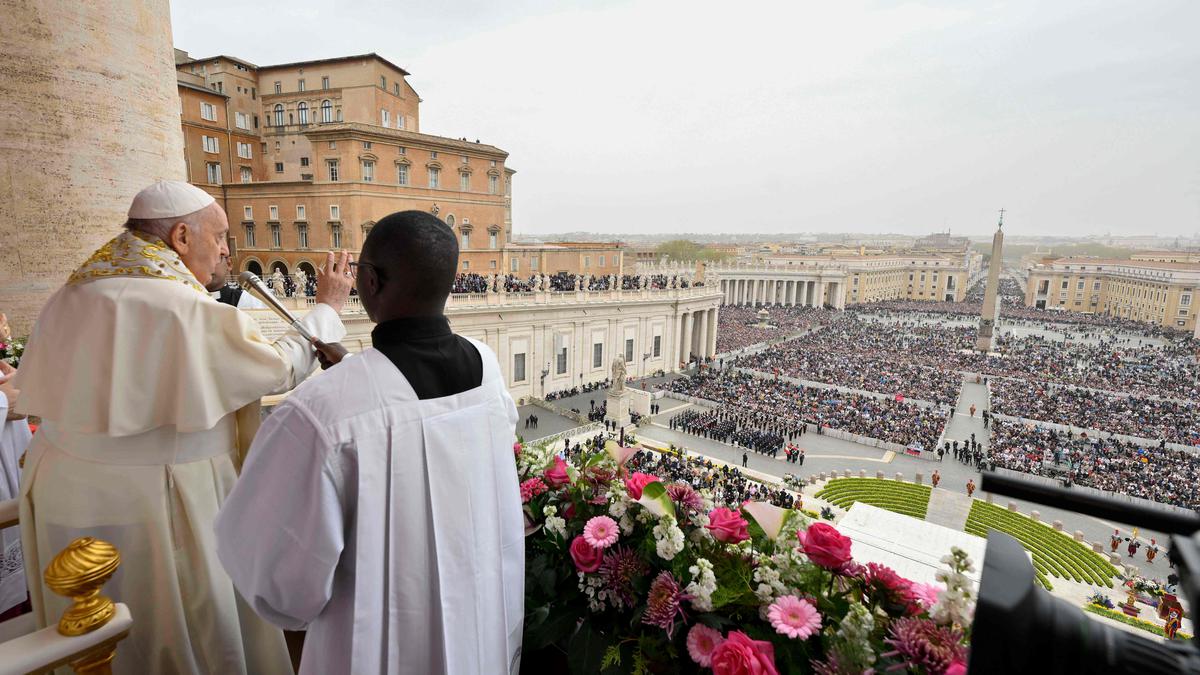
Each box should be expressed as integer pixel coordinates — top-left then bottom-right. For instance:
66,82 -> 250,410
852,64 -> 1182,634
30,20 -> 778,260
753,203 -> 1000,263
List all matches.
669,370 -> 945,450
714,306 -> 835,354
734,315 -> 970,405
990,419 -> 1200,509
667,408 -> 807,456
449,272 -> 700,295
989,377 -> 1200,446
625,448 -> 800,509
848,298 -> 1189,338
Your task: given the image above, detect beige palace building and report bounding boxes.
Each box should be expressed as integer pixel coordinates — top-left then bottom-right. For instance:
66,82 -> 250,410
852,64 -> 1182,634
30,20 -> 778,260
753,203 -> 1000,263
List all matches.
173,49 -> 622,280
1025,256 -> 1199,332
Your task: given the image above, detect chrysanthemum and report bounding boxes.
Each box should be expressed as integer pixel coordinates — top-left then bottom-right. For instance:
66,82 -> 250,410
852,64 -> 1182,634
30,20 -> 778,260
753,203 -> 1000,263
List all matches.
666,482 -> 705,515
768,595 -> 822,639
642,571 -> 688,636
598,546 -> 646,609
686,623 -> 724,667
583,515 -> 619,549
883,617 -> 968,673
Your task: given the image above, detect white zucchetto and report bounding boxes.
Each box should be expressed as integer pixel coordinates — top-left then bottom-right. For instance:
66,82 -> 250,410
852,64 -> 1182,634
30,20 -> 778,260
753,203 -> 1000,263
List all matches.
128,180 -> 216,219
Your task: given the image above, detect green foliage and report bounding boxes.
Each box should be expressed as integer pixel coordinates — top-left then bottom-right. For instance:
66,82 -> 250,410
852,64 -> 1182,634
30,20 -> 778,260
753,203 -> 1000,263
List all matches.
1083,603 -> 1192,639
964,501 -> 1118,588
655,239 -> 733,263
814,478 -> 932,519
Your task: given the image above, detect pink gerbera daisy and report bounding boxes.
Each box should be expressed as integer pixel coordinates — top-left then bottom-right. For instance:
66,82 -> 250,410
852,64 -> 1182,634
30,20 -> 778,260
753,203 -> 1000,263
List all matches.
768,595 -> 822,639
583,515 -> 619,549
686,623 -> 725,667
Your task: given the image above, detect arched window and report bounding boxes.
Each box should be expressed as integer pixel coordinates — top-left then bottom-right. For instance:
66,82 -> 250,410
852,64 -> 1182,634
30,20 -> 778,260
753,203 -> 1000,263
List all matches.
273,104 -> 284,127
297,102 -> 308,125
321,100 -> 332,123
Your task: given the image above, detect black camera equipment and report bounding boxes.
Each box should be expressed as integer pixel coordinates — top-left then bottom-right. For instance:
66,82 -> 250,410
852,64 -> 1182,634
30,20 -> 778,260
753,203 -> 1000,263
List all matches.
969,472 -> 1200,674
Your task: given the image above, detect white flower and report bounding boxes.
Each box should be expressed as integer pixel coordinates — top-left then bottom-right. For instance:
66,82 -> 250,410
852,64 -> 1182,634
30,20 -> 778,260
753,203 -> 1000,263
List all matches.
578,573 -> 608,613
544,515 -> 566,537
686,558 -> 717,612
652,516 -> 685,561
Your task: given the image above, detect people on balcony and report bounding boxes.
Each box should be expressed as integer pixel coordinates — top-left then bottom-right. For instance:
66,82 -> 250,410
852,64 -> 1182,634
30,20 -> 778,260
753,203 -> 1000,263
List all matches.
12,181 -> 353,674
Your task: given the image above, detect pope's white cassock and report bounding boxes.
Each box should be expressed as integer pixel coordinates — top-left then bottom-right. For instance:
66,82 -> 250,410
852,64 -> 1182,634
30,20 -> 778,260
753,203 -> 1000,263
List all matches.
215,341 -> 524,675
0,389 -> 32,616
14,228 -> 344,673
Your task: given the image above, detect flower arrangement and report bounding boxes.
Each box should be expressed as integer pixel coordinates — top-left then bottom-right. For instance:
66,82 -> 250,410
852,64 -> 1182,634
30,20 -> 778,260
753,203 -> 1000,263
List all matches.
518,439 -> 975,674
1086,591 -> 1115,610
0,336 -> 24,367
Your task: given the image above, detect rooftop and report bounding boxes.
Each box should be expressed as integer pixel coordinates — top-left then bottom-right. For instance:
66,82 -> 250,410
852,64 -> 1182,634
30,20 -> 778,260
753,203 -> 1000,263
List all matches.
256,52 -> 410,76
1051,257 -> 1200,271
303,122 -> 508,157
177,80 -> 229,98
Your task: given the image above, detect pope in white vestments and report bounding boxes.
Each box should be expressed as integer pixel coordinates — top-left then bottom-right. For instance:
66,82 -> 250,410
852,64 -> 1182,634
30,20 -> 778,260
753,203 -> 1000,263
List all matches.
216,210 -> 525,675
14,181 -> 353,674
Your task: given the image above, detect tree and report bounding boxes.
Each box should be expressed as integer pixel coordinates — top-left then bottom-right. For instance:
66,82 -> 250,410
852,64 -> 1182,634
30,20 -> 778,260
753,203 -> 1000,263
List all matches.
655,240 -> 732,263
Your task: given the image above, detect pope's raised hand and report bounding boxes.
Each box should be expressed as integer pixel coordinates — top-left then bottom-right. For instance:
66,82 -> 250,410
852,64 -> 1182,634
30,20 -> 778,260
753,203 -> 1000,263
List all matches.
316,250 -> 354,314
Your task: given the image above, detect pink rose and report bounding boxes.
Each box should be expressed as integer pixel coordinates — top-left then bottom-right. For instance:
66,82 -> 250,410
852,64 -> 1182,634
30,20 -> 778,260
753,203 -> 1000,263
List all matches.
513,441 -> 522,457
569,535 -> 603,573
706,507 -> 750,544
797,523 -> 853,570
710,630 -> 779,675
625,472 -> 660,500
543,456 -> 570,488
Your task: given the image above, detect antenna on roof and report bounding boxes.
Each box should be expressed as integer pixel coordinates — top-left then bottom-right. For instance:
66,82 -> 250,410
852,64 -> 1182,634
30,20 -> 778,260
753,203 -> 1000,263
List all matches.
998,208 -> 1005,230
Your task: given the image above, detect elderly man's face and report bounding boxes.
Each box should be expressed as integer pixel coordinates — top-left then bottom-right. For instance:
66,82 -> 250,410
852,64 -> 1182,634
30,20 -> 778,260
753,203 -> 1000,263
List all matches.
176,204 -> 231,288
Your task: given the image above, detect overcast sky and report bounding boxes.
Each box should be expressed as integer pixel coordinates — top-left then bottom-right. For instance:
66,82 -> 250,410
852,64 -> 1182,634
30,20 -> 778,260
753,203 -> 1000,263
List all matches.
171,0 -> 1200,238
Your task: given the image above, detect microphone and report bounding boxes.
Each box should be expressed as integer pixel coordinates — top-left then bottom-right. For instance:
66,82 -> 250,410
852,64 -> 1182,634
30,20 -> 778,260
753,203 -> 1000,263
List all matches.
238,271 -> 316,343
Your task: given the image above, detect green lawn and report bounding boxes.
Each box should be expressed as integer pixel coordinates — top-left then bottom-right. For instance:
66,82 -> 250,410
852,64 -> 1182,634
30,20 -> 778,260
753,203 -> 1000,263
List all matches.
814,478 -> 932,520
964,500 -> 1118,589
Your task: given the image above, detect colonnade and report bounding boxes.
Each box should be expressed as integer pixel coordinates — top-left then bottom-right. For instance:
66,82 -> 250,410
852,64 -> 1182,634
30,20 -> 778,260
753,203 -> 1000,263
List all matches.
676,306 -> 718,365
717,277 -> 845,309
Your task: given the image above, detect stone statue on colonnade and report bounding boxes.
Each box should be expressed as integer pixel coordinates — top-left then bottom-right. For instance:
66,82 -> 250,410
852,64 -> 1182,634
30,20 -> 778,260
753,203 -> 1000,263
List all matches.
611,356 -> 627,393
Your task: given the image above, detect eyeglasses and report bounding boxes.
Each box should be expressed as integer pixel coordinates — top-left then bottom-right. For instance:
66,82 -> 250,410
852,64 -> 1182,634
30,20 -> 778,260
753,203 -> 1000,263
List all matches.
348,261 -> 386,280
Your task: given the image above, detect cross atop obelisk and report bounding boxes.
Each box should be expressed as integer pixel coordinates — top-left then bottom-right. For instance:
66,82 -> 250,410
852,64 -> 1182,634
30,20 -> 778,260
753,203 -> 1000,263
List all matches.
975,210 -> 1006,352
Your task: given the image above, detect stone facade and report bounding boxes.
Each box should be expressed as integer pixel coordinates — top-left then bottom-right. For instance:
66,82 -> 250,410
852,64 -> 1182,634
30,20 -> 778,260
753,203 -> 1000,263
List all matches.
1,0 -> 186,331
305,284 -> 724,401
1025,257 -> 1200,333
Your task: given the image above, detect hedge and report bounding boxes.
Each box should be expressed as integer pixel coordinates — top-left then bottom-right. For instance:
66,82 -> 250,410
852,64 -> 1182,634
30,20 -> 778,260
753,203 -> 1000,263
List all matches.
965,501 -> 1118,589
815,478 -> 932,520
1083,603 -> 1191,640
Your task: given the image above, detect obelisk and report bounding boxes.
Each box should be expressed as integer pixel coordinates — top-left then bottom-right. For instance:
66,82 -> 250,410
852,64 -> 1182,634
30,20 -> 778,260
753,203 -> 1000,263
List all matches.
0,0 -> 186,331
975,211 -> 1005,352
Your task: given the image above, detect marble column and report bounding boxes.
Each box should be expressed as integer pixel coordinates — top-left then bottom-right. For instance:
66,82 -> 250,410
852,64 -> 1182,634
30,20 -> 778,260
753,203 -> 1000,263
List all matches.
682,311 -> 694,365
0,0 -> 187,331
695,310 -> 708,360
707,307 -> 718,356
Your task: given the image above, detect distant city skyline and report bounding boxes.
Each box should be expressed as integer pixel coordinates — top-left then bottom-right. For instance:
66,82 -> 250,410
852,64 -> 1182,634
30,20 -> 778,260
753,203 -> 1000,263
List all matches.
171,0 -> 1200,237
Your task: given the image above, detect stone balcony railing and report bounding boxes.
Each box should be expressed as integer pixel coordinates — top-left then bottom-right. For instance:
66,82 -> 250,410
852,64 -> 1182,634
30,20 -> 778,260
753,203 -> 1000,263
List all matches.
269,284 -> 723,314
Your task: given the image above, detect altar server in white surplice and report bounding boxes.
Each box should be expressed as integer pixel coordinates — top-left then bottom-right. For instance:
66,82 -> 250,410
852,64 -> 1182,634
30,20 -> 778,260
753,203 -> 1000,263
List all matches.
14,181 -> 354,674
216,210 -> 524,675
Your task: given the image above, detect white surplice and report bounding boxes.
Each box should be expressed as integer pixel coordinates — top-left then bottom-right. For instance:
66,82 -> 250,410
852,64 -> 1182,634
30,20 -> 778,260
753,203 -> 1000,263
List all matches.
15,265 -> 345,674
215,342 -> 524,675
0,392 -> 32,615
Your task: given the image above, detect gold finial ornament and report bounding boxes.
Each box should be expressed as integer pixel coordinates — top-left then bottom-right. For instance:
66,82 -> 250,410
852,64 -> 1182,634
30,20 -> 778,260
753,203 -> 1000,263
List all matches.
44,537 -> 121,636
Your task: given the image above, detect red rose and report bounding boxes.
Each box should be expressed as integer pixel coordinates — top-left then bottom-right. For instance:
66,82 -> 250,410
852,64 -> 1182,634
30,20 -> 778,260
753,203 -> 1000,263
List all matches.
625,472 -> 660,500
563,502 -> 577,521
543,456 -> 570,488
706,507 -> 750,544
569,535 -> 603,573
710,630 -> 779,675
797,522 -> 853,570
